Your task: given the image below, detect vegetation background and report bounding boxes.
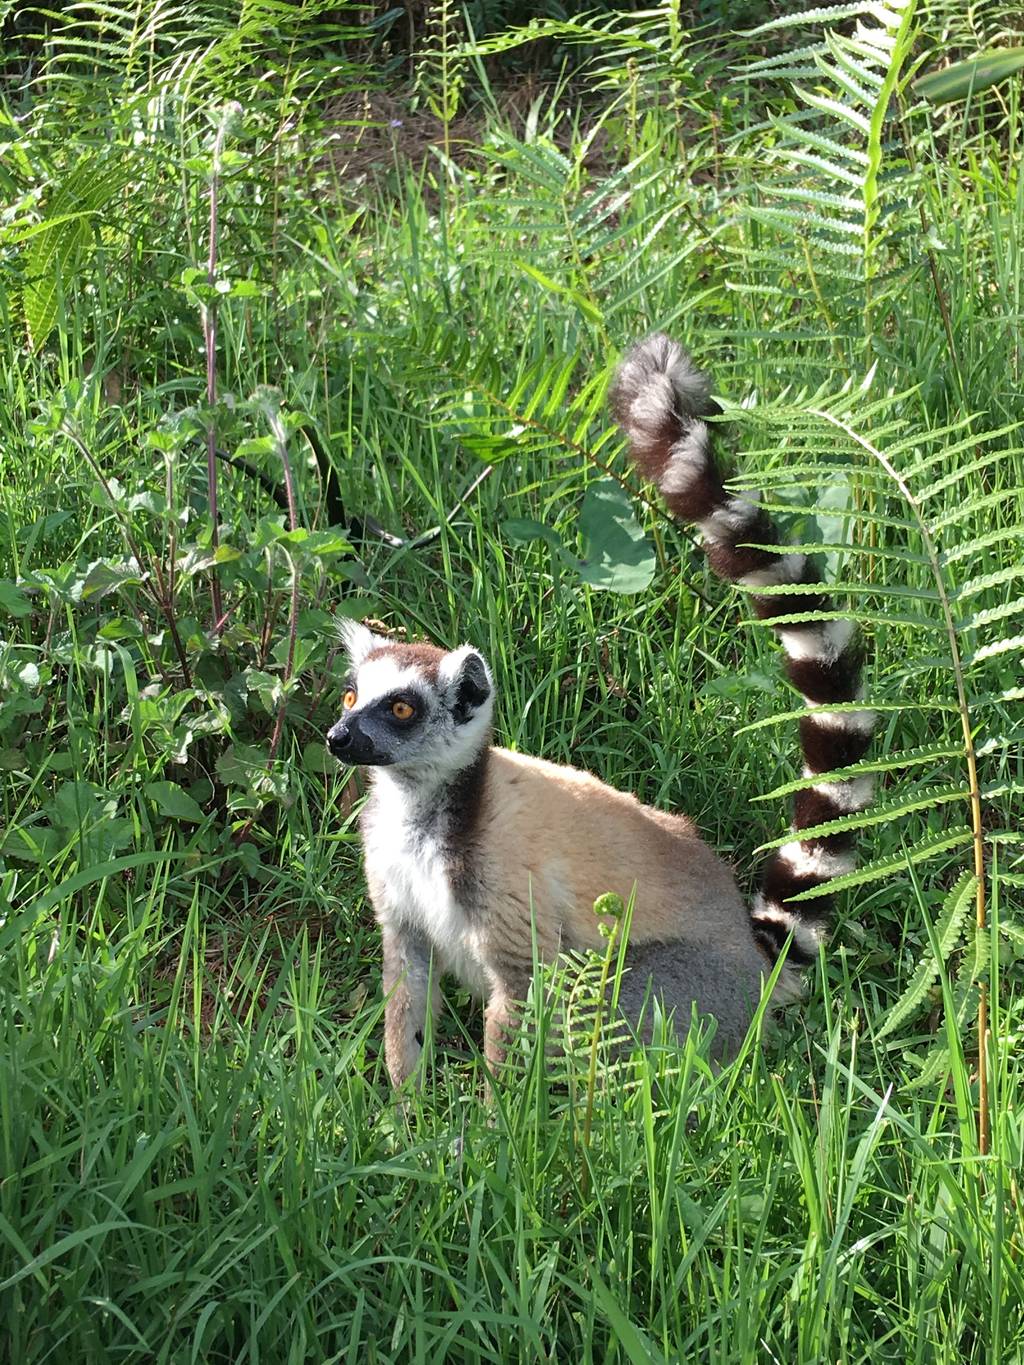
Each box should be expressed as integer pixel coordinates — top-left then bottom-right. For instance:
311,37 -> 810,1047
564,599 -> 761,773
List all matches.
1,0 -> 1022,1359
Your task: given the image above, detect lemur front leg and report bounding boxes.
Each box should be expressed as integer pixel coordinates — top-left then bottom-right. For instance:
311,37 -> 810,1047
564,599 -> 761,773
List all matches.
381,925 -> 440,1089
482,973 -> 528,1097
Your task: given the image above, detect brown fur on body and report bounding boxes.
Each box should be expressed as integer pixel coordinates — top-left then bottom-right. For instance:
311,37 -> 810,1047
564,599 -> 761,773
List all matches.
332,630 -> 771,1090
327,331 -> 873,1091
366,745 -> 768,1087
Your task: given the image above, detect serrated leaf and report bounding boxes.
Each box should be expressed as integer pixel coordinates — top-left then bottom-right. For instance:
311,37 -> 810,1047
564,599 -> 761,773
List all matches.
304,530 -> 353,557
216,743 -> 272,791
23,157 -> 126,349
234,437 -> 275,459
80,559 -> 144,600
879,873 -> 977,1037
758,785 -> 970,851
252,515 -> 289,549
244,669 -> 283,713
755,742 -> 964,801
784,830 -> 975,902
127,491 -> 166,515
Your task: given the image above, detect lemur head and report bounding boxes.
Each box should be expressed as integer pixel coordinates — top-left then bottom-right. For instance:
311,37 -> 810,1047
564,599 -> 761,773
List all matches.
326,621 -> 494,778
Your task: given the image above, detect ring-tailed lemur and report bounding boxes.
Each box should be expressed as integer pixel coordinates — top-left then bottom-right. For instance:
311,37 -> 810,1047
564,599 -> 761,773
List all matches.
327,334 -> 874,1089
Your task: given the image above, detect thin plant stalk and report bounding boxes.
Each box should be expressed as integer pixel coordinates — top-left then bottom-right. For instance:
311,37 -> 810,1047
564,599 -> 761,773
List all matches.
235,397 -> 300,847
263,403 -> 299,763
60,421 -> 192,687
203,103 -> 241,636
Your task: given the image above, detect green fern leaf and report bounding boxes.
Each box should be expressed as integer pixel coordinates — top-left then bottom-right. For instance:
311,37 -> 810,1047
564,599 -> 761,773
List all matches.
757,785 -> 973,853
940,525 -> 1024,566
755,742 -> 965,802
878,874 -> 977,1038
738,699 -> 958,736
784,830 -> 975,902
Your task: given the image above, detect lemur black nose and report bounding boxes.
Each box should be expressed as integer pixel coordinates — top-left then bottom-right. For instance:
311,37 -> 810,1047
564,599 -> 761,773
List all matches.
327,723 -> 352,758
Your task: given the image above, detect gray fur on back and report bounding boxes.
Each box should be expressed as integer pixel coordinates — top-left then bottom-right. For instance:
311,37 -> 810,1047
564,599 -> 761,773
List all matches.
615,937 -> 768,1060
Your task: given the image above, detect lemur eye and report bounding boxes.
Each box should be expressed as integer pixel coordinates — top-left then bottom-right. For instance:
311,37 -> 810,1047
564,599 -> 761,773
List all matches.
391,700 -> 415,721
342,689 -> 357,709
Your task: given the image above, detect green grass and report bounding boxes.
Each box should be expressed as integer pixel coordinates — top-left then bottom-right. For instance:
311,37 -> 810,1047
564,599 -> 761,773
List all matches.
1,1 -> 1023,1360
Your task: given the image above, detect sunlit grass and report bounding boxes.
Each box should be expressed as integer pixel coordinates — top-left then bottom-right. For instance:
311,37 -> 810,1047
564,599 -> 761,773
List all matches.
1,2 -> 1022,1359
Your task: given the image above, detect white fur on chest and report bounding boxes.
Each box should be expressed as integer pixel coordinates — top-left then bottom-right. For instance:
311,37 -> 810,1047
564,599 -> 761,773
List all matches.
363,780 -> 490,995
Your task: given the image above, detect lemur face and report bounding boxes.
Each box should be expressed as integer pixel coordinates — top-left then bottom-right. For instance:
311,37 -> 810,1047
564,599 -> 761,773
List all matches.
327,622 -> 493,776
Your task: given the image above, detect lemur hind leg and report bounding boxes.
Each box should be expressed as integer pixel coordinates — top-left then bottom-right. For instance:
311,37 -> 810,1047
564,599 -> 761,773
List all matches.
382,926 -> 441,1089
614,938 -> 770,1062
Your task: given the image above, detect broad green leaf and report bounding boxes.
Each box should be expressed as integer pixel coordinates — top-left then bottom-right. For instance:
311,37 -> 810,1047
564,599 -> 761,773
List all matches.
304,530 -> 353,557
143,781 -> 205,823
0,581 -> 31,617
575,479 -> 655,595
502,518 -> 564,553
915,48 -> 1024,105
504,488 -> 654,594
80,559 -> 144,600
1,823 -> 63,863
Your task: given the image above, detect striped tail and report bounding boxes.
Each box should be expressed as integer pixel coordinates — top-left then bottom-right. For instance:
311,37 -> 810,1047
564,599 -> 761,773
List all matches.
610,333 -> 875,978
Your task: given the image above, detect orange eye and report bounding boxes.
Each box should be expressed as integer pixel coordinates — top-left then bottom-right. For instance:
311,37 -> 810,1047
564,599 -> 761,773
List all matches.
342,689 -> 357,709
391,700 -> 415,721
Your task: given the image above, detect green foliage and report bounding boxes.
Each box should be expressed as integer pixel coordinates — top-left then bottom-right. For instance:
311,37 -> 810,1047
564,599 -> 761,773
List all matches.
504,479 -> 656,594
0,0 -> 1023,1358
880,870 -> 977,1036
915,46 -> 1024,104
735,0 -> 923,353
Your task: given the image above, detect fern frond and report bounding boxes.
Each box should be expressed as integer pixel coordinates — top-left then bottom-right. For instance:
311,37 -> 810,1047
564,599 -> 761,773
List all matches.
737,540 -> 931,567
748,607 -> 942,632
931,489 -> 1022,532
735,0 -> 918,346
955,597 -> 1024,634
755,742 -> 966,801
755,500 -> 917,534
742,42 -> 832,75
745,5 -> 889,38
940,525 -> 1024,566
912,444 -> 1023,497
879,873 -> 978,1038
963,635 -> 1024,667
737,699 -> 958,737
739,579 -> 941,604
757,785 -> 975,853
785,831 -> 975,902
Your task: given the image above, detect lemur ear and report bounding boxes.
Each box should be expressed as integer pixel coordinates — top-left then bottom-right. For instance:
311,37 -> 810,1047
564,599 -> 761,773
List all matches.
336,617 -> 385,667
439,645 -> 493,723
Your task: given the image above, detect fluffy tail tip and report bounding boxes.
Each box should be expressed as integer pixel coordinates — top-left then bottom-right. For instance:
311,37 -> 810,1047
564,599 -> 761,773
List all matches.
610,333 -> 715,440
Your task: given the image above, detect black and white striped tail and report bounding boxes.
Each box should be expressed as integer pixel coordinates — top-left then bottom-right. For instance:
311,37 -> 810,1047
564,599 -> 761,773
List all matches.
610,333 -> 875,989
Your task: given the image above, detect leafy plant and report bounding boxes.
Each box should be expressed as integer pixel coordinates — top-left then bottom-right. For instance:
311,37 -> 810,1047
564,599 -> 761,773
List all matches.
915,45 -> 1024,104
734,0 -> 924,357
1,0 -> 1023,1357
